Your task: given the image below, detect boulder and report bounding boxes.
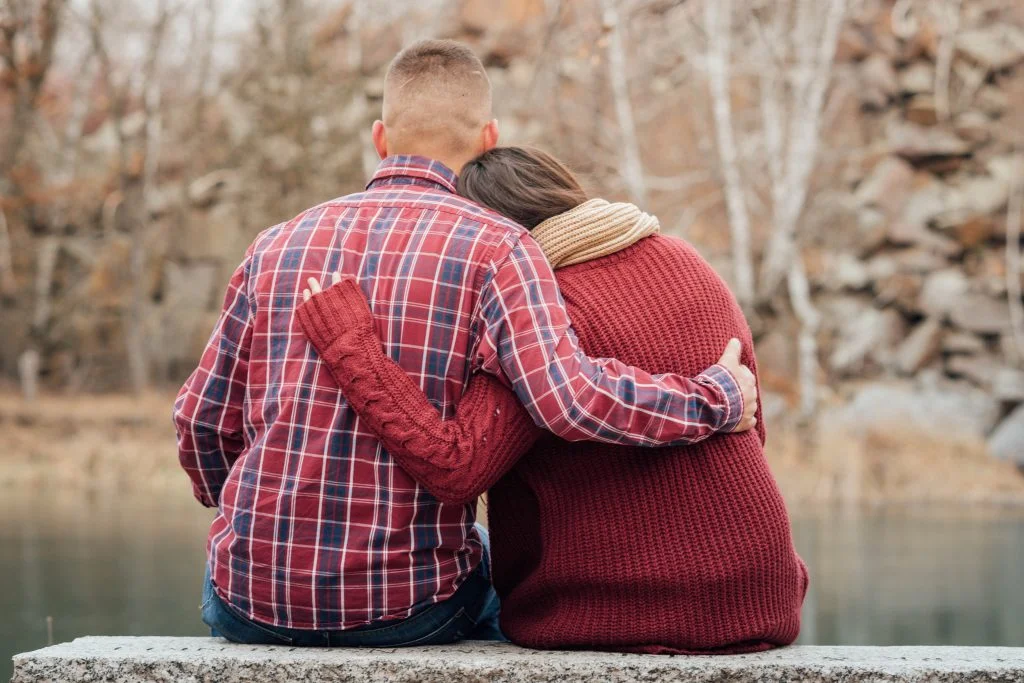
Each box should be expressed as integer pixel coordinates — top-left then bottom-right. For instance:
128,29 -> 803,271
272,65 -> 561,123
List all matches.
895,318 -> 943,375
886,220 -> 961,256
900,181 -> 948,227
994,368 -> 1024,403
948,293 -> 1013,334
905,94 -> 938,126
188,170 -> 242,208
987,155 -> 1022,187
859,54 -> 899,106
975,86 -> 1009,117
853,156 -> 917,218
854,207 -> 888,254
888,120 -> 971,161
898,61 -> 935,95
989,405 -> 1024,464
947,353 -> 1005,389
919,269 -> 969,318
942,331 -> 986,355
829,307 -> 906,376
957,175 -> 1010,216
952,111 -> 991,145
933,212 -> 996,249
823,252 -> 871,291
836,25 -> 870,62
956,25 -> 1024,72
873,272 -> 922,311
826,380 -> 1000,440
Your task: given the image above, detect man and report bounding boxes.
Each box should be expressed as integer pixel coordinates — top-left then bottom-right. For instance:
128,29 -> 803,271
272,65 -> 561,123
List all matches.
175,39 -> 756,647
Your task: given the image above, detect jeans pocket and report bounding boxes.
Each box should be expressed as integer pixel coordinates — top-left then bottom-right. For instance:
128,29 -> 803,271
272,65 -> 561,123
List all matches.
203,592 -> 295,646
394,607 -> 476,647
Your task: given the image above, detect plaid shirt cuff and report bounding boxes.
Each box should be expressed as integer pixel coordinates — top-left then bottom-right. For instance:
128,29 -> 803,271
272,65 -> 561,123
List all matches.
698,363 -> 744,433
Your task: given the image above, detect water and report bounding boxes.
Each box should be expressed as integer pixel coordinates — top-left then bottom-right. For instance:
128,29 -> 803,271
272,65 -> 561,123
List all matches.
2,491 -> 1023,681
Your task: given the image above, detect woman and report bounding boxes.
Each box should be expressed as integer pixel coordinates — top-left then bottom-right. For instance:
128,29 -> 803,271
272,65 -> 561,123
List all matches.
296,147 -> 808,654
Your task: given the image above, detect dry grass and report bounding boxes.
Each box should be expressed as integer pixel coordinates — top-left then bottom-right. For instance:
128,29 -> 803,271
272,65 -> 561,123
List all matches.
0,390 -> 183,493
766,421 -> 1024,506
2,390 -> 1023,507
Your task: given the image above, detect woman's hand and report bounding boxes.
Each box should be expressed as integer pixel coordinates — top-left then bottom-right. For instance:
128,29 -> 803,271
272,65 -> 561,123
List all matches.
303,272 -> 342,302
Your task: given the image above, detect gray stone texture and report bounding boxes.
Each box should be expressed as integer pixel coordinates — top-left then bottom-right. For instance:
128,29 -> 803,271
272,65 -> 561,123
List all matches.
10,637 -> 1024,683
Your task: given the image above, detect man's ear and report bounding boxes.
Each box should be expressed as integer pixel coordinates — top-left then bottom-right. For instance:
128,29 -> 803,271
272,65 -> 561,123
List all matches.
480,119 -> 499,153
372,120 -> 388,159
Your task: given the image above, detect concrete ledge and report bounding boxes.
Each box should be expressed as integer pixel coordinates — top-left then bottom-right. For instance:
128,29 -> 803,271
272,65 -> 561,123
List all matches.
10,637 -> 1024,683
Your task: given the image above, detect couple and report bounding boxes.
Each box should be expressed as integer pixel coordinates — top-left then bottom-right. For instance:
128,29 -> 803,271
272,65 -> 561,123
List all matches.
175,39 -> 807,654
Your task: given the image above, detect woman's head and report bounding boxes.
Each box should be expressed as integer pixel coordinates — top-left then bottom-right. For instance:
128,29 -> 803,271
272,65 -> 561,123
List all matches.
457,147 -> 587,229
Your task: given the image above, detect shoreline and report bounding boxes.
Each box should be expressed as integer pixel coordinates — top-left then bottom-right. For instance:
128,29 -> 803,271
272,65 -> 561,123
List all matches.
3,390 -> 1024,508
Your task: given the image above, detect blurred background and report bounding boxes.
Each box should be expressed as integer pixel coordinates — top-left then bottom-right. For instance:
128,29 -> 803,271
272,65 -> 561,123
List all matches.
2,0 -> 1023,677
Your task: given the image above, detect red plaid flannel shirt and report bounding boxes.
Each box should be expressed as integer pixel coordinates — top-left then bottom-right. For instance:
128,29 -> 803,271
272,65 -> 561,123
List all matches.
174,155 -> 743,630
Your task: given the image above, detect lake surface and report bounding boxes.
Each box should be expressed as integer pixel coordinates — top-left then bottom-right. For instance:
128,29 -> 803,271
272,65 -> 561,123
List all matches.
2,490 -> 1023,681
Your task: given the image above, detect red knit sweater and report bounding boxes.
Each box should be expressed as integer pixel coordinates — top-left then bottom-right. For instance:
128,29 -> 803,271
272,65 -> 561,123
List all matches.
297,234 -> 808,654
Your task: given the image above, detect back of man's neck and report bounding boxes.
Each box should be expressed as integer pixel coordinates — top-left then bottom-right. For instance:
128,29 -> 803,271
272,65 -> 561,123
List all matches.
389,150 -> 469,176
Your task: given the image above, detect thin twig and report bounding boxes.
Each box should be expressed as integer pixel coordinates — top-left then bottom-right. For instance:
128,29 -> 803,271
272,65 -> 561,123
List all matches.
1007,153 -> 1024,367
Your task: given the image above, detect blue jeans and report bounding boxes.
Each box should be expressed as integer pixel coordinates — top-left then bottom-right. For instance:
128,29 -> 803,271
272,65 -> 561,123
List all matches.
200,524 -> 504,646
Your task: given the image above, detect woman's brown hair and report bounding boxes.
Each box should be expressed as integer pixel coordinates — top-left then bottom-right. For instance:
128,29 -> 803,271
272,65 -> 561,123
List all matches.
457,147 -> 587,229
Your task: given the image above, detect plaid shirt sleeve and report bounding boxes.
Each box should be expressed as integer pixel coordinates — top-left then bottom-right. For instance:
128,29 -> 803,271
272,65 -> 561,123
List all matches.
475,233 -> 743,447
173,250 -> 254,508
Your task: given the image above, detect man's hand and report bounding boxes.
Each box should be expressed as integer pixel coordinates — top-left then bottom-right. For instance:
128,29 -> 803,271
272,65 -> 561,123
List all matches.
715,338 -> 757,432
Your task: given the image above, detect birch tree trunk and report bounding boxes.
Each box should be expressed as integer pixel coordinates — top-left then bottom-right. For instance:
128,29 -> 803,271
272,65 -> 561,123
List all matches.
934,0 -> 962,123
704,0 -> 755,309
1006,154 -> 1024,366
601,0 -> 647,208
757,0 -> 847,300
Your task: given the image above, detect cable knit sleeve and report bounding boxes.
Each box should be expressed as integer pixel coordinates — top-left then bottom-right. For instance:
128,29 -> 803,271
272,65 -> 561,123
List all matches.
295,277 -> 541,504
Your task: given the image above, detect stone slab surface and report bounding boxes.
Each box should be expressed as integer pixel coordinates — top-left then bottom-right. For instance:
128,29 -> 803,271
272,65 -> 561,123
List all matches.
10,637 -> 1024,683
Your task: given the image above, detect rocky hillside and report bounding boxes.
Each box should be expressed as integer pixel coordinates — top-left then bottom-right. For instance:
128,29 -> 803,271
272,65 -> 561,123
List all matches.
786,6 -> 1024,469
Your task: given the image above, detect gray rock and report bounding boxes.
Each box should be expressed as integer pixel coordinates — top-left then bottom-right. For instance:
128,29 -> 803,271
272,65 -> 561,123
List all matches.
896,319 -> 943,375
886,220 -> 961,256
827,381 -> 1000,439
825,253 -> 871,291
854,207 -> 888,254
829,308 -> 906,375
954,176 -> 1010,216
948,294 -> 1012,334
975,86 -> 1009,117
860,54 -> 900,103
994,368 -> 1024,403
188,169 -> 241,208
11,637 -> 1024,683
947,354 -> 1004,389
952,111 -> 991,145
898,60 -> 935,95
989,405 -> 1024,465
920,270 -> 969,318
854,156 -> 917,218
942,331 -> 987,355
956,26 -> 1024,72
874,272 -> 922,311
901,182 -> 948,227
887,120 -> 971,161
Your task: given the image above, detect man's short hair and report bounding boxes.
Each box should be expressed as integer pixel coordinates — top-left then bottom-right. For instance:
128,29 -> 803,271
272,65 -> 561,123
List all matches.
383,40 -> 492,156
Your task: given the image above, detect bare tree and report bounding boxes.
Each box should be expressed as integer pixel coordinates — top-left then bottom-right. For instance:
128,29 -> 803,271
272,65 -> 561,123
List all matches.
0,0 -> 65,298
699,0 -> 847,415
1008,154 -> 1024,366
704,0 -> 755,309
88,0 -> 175,393
934,0 -> 962,122
600,0 -> 648,208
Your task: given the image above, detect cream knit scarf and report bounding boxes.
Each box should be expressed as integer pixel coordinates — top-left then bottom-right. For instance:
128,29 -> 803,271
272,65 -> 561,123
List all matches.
530,198 -> 660,269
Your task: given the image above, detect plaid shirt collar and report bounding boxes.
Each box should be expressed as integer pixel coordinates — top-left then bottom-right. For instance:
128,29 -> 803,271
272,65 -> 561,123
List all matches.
366,155 -> 459,194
